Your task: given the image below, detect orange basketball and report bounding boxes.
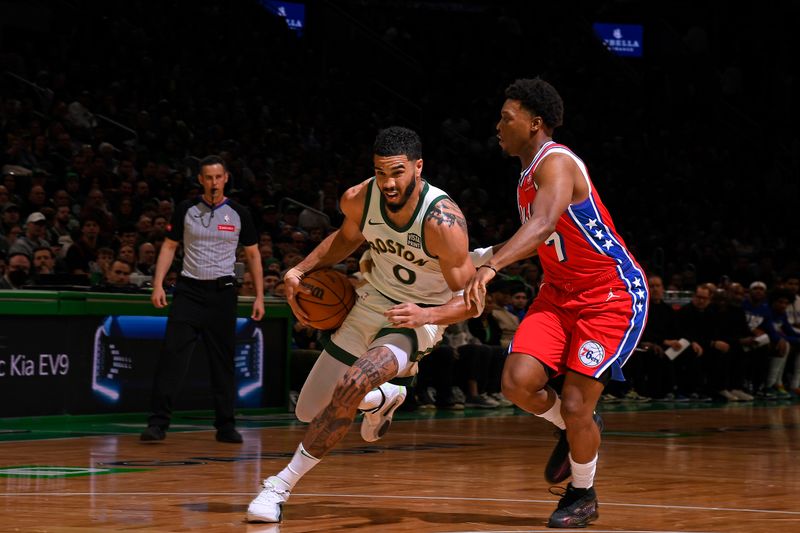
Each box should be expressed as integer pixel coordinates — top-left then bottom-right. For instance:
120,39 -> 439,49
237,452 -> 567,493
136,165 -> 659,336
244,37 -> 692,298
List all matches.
295,268 -> 356,330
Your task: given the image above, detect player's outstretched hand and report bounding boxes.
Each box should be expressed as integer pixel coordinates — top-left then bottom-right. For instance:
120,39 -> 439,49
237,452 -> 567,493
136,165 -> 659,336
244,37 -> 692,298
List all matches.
384,303 -> 431,328
284,267 -> 311,326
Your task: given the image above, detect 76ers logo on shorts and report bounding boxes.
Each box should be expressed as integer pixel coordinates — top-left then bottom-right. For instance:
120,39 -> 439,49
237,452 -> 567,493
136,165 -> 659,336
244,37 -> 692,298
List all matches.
578,340 -> 605,368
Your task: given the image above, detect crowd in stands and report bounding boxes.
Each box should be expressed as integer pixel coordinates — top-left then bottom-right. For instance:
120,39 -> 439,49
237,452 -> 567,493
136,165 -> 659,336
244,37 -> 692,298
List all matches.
1,1 -> 798,405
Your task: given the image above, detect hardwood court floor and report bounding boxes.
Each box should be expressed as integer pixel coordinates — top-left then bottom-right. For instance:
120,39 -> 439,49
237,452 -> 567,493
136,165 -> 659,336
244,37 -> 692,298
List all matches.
1,403 -> 799,532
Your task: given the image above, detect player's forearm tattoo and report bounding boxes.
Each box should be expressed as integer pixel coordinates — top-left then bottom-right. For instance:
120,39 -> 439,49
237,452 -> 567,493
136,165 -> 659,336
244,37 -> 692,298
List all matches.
303,347 -> 399,457
426,199 -> 467,229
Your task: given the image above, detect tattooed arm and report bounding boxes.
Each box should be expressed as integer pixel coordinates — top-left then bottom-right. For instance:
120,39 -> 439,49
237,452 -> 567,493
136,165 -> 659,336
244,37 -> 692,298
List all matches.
383,197 -> 480,328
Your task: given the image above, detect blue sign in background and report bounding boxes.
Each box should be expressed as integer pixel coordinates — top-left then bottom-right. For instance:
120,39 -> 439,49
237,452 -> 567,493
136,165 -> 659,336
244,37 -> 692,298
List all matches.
593,23 -> 643,58
261,1 -> 306,35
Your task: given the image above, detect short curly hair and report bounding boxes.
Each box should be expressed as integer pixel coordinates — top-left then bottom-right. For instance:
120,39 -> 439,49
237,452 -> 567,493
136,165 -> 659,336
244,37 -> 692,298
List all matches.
374,126 -> 422,160
504,78 -> 564,129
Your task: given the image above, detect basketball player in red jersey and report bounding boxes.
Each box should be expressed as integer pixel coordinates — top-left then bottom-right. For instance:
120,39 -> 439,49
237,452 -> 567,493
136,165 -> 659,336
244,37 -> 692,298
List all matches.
464,78 -> 648,528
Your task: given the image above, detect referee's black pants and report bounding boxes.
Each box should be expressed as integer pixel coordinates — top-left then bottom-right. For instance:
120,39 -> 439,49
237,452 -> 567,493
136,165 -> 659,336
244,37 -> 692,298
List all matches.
148,276 -> 238,431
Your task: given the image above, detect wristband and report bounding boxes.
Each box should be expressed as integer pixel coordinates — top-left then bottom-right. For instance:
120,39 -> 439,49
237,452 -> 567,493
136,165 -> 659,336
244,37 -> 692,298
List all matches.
469,246 -> 494,267
478,264 -> 497,274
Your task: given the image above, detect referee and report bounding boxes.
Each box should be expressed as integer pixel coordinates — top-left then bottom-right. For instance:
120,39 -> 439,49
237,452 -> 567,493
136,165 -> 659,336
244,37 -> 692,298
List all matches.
140,155 -> 264,443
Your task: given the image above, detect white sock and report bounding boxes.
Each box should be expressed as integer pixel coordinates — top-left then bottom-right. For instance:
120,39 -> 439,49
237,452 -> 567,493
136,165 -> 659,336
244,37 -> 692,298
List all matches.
358,384 -> 389,411
275,443 -> 320,490
791,354 -> 800,389
766,356 -> 787,388
536,396 -> 566,430
569,452 -> 598,489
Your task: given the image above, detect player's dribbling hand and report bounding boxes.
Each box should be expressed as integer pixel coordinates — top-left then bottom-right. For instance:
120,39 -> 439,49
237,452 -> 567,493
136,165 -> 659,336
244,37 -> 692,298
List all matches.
151,285 -> 168,308
283,267 -> 311,326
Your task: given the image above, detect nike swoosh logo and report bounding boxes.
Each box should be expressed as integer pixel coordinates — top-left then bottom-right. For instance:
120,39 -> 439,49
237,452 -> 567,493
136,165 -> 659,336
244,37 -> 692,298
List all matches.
367,219 -> 385,226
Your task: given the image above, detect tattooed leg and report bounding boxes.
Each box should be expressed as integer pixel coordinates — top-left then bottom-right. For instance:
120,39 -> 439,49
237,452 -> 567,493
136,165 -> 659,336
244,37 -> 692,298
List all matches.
302,346 -> 399,458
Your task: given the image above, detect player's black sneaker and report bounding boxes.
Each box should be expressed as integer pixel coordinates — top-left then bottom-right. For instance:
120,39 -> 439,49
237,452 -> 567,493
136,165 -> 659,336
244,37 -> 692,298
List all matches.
216,427 -> 243,443
140,425 -> 166,442
544,412 -> 604,484
547,483 -> 599,528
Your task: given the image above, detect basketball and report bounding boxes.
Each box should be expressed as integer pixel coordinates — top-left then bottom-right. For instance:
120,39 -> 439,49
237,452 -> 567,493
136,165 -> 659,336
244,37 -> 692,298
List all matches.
295,268 -> 356,330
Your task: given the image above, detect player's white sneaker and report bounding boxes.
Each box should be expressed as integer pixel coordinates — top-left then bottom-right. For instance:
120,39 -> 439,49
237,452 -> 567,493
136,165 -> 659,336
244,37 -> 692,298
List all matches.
247,476 -> 290,523
360,384 -> 406,442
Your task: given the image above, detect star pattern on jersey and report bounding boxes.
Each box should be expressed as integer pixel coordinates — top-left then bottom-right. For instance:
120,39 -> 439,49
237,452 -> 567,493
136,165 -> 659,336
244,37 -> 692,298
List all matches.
628,277 -> 647,314
582,217 -> 646,314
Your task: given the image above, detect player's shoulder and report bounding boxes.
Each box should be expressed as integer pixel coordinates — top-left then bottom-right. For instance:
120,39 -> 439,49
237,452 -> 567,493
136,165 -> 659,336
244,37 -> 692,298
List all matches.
341,177 -> 373,204
537,143 -> 582,170
423,195 -> 468,234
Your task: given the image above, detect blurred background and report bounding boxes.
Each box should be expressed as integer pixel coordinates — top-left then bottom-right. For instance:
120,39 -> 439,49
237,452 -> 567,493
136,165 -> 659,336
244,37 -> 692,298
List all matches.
1,0 -> 797,290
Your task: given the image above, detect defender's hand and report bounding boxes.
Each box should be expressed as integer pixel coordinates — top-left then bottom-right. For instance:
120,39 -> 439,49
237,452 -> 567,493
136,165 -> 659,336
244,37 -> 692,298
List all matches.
464,265 -> 496,309
384,303 -> 431,328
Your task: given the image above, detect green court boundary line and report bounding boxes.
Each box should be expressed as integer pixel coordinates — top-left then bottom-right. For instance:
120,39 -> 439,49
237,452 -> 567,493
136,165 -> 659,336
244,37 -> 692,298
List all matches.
0,465 -> 149,478
0,399 -> 796,443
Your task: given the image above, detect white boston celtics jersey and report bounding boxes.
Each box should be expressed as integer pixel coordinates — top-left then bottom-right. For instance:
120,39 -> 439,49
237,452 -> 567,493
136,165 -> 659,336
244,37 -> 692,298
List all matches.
360,178 -> 453,305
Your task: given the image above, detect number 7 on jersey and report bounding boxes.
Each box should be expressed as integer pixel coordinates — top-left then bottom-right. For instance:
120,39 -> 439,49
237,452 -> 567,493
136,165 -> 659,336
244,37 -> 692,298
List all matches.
545,231 -> 567,262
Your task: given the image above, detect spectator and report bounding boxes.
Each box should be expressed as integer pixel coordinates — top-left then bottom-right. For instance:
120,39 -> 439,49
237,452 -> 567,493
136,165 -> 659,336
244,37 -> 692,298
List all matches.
9,212 -> 50,258
32,246 -> 56,276
762,289 -> 800,398
1,203 -> 21,236
0,186 -> 9,208
49,205 -> 78,244
0,252 -> 31,289
239,271 -> 257,297
136,242 -> 157,275
117,244 -> 136,266
709,289 -> 756,401
506,286 -> 530,322
95,247 -> 115,281
781,276 -> 800,395
101,259 -> 137,290
487,280 -> 519,350
466,294 -> 512,407
446,320 -> 498,408
674,285 -> 714,401
626,275 -> 681,400
1,225 -> 22,258
23,185 -> 48,218
65,217 -> 101,274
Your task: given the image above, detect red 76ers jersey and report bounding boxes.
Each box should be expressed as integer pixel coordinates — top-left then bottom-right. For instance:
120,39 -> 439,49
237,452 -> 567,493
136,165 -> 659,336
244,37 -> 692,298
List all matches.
514,141 -> 649,379
517,141 -> 645,293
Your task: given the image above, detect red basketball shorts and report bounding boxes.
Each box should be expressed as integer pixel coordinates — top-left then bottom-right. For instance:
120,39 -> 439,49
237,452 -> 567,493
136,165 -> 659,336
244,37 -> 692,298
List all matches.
510,275 -> 648,379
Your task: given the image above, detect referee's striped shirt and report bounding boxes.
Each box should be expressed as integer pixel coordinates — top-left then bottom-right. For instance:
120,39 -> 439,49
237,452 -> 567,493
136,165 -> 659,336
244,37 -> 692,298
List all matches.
167,198 -> 257,280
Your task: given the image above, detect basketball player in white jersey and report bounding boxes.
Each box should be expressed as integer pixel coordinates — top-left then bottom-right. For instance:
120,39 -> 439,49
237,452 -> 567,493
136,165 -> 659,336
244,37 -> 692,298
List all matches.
247,126 -> 480,523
